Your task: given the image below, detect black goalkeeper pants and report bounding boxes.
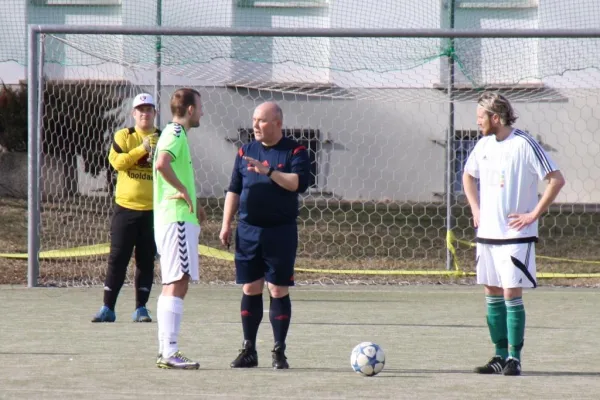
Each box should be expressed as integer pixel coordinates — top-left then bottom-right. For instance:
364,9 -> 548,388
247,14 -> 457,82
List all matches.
103,204 -> 156,310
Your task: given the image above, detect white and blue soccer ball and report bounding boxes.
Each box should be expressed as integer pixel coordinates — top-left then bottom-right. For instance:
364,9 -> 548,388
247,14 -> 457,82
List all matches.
350,342 -> 385,377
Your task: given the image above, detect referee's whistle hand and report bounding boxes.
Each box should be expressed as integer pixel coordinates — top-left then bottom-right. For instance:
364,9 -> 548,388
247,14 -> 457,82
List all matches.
219,226 -> 232,248
243,156 -> 269,175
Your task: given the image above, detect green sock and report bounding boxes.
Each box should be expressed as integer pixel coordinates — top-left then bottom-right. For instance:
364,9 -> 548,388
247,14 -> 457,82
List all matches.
506,297 -> 525,360
486,295 -> 508,359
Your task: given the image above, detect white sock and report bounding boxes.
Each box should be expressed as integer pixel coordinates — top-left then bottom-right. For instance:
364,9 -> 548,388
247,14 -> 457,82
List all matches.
156,295 -> 165,356
157,295 -> 184,358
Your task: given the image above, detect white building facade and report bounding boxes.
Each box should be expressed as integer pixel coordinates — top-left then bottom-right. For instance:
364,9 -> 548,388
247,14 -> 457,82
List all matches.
1,0 -> 599,203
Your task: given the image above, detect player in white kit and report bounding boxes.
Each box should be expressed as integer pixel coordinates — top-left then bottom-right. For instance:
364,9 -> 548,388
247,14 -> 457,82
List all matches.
463,92 -> 565,376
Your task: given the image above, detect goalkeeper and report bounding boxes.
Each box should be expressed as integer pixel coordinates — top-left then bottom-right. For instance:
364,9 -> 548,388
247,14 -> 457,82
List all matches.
92,93 -> 160,323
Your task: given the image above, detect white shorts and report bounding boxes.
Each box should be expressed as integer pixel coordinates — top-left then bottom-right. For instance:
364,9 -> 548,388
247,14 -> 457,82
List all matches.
476,242 -> 537,289
155,222 -> 200,284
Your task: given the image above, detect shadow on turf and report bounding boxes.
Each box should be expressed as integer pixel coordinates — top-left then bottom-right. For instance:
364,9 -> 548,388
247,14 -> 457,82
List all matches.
146,366 -> 600,377
210,321 -> 565,330
293,299 -> 416,303
301,322 -> 483,328
0,351 -> 79,356
289,322 -> 564,330
291,367 -> 432,376
523,371 -> 600,377
381,369 -> 600,377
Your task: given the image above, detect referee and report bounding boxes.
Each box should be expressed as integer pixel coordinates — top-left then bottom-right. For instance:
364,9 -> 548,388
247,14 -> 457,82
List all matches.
92,93 -> 160,323
220,102 -> 311,369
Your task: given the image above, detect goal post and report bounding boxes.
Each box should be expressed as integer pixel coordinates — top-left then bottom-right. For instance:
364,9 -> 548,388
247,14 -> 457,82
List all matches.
27,26 -> 42,288
25,25 -> 600,287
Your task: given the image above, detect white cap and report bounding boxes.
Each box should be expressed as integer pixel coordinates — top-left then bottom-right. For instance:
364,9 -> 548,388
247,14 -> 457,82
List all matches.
132,93 -> 155,109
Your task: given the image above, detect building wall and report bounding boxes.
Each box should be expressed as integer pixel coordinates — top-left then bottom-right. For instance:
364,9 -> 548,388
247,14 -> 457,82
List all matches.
0,0 -> 27,84
453,91 -> 600,204
102,85 -> 598,203
1,1 -> 599,203
188,87 -> 449,202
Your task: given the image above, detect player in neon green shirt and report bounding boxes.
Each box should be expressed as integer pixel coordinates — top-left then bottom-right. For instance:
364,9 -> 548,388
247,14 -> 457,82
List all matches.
153,120 -> 197,228
153,88 -> 205,370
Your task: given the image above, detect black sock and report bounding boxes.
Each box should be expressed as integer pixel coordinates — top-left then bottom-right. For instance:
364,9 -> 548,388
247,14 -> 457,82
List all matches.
135,288 -> 151,310
103,267 -> 126,311
134,230 -> 155,309
241,293 -> 263,347
134,268 -> 153,309
269,295 -> 291,345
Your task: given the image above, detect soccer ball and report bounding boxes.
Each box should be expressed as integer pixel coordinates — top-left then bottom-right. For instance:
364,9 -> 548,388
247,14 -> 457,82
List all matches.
350,342 -> 385,377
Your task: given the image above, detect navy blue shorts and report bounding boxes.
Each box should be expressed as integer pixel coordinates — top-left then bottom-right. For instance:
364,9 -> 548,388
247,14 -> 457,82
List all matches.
234,221 -> 297,286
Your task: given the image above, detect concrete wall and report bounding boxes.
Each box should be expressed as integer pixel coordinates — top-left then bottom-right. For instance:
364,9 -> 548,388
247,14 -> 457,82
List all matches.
1,1 -> 599,203
3,85 -> 599,204
75,85 -> 599,204
453,89 -> 600,204
0,151 -> 74,198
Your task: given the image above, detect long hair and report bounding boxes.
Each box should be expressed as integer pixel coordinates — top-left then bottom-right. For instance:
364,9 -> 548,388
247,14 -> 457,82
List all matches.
477,92 -> 518,126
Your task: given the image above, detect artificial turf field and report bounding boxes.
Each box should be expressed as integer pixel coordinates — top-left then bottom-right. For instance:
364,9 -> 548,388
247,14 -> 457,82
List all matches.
0,284 -> 599,399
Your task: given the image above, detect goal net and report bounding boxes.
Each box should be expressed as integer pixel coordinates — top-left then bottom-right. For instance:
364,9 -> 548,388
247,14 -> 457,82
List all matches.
2,1 -> 600,286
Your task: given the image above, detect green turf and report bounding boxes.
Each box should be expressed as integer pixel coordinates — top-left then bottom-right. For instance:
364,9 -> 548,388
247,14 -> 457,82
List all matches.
0,285 -> 599,399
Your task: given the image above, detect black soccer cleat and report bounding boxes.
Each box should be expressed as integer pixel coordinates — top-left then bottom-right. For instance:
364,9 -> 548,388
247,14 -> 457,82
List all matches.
473,356 -> 505,374
271,342 -> 289,370
230,340 -> 258,368
502,358 -> 522,376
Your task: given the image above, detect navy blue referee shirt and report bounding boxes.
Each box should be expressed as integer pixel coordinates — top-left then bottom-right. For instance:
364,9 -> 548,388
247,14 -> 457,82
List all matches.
228,137 -> 311,228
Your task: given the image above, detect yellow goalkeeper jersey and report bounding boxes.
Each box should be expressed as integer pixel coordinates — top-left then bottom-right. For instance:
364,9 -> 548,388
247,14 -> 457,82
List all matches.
108,126 -> 161,211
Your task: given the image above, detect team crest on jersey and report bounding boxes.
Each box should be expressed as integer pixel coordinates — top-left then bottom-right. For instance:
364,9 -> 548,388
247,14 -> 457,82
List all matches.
172,123 -> 182,137
136,157 -> 152,168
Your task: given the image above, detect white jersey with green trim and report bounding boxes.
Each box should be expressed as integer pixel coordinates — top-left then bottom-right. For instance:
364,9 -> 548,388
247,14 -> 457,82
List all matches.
464,129 -> 558,241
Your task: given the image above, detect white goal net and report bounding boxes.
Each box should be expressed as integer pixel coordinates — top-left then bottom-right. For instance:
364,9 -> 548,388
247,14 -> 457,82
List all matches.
2,1 -> 600,286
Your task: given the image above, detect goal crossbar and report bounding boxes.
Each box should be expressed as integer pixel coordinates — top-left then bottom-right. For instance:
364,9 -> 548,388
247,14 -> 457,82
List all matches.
28,25 -> 600,38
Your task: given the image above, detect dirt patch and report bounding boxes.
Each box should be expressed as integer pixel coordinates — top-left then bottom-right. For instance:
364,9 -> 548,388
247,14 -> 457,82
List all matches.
1,196 -> 599,287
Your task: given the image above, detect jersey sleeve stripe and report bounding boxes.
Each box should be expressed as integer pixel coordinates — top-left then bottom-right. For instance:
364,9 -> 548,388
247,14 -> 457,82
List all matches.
160,149 -> 177,160
513,130 -> 553,174
293,145 -> 307,155
112,141 -> 124,153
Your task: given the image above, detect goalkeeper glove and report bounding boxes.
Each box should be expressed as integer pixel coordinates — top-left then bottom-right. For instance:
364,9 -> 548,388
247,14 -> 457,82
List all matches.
142,134 -> 158,153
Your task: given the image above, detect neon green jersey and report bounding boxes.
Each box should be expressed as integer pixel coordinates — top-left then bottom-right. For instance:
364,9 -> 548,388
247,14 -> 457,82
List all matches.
153,122 -> 198,227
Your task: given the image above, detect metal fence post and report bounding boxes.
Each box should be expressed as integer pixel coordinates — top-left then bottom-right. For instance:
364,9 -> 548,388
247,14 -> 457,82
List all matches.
27,25 -> 41,287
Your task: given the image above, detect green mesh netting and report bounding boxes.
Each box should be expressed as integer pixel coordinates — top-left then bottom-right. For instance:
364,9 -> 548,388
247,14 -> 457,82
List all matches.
2,1 -> 600,90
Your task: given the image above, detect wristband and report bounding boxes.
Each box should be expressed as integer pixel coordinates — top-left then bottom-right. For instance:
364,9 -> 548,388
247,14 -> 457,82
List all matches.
267,167 -> 275,177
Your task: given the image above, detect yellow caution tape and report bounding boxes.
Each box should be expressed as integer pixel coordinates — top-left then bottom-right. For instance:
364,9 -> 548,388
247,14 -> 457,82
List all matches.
536,255 -> 600,264
446,230 -> 461,271
0,243 -> 234,261
295,268 -> 473,276
447,230 -> 600,265
445,229 -> 600,278
1,230 -> 598,278
292,268 -> 600,278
